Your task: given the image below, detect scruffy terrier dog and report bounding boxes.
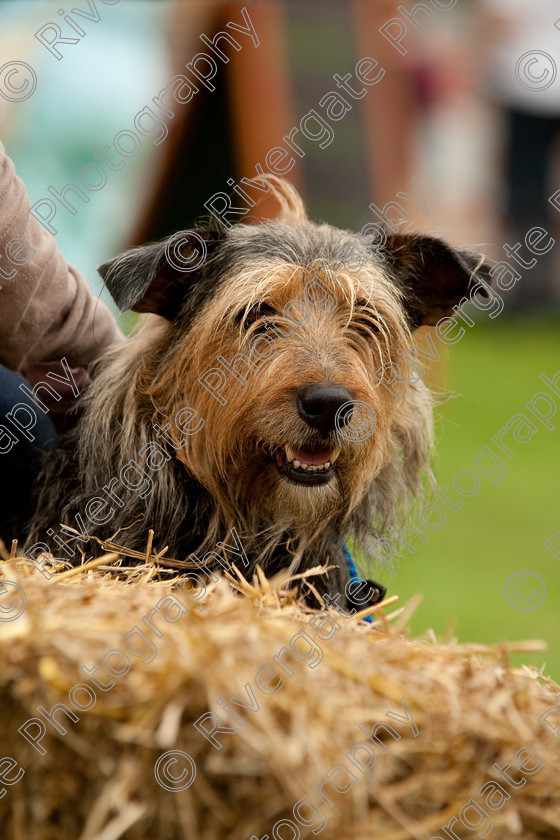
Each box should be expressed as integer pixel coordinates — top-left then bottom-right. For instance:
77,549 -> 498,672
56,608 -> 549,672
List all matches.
24,177 -> 490,610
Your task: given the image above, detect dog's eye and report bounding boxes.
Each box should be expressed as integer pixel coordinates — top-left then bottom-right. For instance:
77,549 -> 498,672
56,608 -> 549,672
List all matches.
351,319 -> 380,339
236,303 -> 276,329
350,301 -> 381,338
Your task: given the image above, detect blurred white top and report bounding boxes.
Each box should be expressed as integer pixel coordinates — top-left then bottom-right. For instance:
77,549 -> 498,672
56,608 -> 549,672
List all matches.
480,0 -> 560,114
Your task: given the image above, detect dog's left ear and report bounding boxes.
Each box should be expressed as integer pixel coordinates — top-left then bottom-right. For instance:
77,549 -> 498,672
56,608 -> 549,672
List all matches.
98,229 -> 217,319
382,232 -> 494,329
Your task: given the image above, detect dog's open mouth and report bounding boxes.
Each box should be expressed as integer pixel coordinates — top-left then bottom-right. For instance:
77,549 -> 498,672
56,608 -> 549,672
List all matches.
267,444 -> 339,485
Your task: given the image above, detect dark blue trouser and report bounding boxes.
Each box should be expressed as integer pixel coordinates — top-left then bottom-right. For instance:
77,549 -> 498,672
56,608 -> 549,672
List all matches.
0,365 -> 59,543
505,108 -> 560,308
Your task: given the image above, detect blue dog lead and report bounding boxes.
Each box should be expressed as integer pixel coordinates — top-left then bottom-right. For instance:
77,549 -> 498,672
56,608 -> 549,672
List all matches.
342,543 -> 387,623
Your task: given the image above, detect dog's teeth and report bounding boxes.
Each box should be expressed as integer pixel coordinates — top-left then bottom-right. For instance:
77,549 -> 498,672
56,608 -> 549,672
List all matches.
276,445 -> 334,473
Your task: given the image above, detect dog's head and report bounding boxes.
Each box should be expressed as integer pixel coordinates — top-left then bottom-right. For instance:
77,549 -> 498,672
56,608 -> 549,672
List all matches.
98,176 -> 493,542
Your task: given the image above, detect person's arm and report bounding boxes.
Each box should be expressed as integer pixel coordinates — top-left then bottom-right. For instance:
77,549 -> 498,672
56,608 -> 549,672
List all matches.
0,141 -> 125,372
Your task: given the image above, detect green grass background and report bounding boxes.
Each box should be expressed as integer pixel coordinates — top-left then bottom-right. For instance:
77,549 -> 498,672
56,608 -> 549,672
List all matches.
356,317 -> 560,681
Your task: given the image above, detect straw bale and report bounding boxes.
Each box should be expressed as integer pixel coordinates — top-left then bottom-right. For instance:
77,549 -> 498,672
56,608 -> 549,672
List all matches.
1,548 -> 559,840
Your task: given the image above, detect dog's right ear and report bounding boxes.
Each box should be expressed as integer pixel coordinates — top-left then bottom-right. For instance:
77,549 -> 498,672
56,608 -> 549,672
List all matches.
98,229 -> 218,319
379,232 -> 494,329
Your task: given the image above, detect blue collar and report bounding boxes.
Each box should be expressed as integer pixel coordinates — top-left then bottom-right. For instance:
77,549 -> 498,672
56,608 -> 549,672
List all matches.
342,543 -> 373,623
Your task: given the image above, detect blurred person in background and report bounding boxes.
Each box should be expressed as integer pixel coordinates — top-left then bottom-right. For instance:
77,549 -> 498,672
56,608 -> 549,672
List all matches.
475,0 -> 560,311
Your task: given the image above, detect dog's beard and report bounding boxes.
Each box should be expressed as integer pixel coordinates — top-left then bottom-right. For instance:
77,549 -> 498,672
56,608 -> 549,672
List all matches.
215,447 -> 361,539
260,470 -> 342,530
180,407 -> 383,542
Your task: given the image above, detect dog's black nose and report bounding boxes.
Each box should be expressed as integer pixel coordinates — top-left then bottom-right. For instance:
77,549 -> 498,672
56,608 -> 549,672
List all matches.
297,384 -> 353,432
